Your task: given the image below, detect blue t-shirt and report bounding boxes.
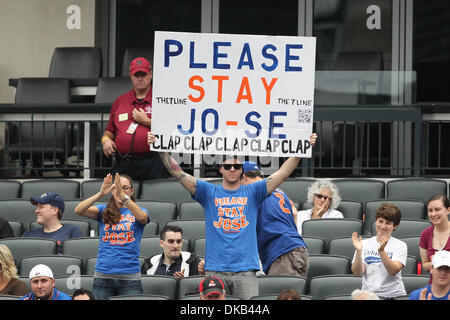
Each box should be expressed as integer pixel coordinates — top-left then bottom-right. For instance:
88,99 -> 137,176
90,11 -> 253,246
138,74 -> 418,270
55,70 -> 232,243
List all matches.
22,224 -> 83,254
95,205 -> 149,274
193,179 -> 268,272
409,284 -> 450,300
20,288 -> 71,300
257,188 -> 307,274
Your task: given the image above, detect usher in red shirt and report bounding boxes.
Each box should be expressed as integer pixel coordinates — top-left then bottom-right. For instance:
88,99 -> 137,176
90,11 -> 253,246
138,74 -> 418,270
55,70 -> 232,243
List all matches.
105,88 -> 153,156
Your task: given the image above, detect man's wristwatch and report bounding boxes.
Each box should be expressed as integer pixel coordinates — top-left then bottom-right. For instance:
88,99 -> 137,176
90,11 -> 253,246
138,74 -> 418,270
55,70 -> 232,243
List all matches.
122,194 -> 131,204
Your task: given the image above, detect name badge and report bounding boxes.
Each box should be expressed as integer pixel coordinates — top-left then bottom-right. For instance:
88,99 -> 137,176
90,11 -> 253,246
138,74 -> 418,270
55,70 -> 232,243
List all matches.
126,122 -> 138,134
118,113 -> 128,122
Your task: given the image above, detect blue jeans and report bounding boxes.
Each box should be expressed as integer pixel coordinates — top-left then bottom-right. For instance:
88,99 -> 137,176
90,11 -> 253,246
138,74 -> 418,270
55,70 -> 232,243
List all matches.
92,277 -> 143,300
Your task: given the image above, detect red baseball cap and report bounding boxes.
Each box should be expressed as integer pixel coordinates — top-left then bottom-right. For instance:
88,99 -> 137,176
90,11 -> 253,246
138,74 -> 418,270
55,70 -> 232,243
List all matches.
129,57 -> 151,75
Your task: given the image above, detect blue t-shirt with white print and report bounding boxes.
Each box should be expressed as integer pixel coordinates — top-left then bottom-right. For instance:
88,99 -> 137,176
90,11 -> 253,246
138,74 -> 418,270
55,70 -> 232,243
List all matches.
95,205 -> 149,274
193,179 -> 268,272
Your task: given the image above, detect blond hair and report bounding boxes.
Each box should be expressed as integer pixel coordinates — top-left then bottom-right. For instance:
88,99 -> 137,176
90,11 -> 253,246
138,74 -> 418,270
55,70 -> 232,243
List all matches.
0,244 -> 19,282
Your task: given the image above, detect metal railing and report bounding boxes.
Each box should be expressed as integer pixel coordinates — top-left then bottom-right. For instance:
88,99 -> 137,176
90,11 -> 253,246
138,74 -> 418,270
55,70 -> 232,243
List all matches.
0,103 -> 448,179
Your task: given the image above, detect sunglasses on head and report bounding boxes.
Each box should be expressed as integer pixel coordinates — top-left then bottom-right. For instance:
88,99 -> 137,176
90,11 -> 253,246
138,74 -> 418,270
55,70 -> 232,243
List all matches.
222,163 -> 243,170
315,193 -> 331,201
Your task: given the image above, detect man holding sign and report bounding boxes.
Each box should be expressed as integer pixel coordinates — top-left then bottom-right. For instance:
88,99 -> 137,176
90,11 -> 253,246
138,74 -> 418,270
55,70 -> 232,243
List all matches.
148,132 -> 316,299
148,31 -> 317,299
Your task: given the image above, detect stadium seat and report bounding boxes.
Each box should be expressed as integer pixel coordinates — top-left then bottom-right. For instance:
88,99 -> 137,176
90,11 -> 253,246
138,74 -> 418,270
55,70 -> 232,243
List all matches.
328,236 -> 371,261
302,200 -> 363,221
306,254 -> 351,290
192,238 -> 206,257
278,178 -> 316,203
137,200 -> 177,229
29,219 -> 90,237
0,180 -> 21,199
80,179 -> 111,202
178,201 -> 204,220
331,179 -> 385,203
142,221 -> 159,237
302,236 -> 326,254
141,275 -> 177,299
322,294 -> 353,300
62,237 -> 99,264
402,275 -> 430,294
49,47 -> 102,79
370,218 -> 431,238
6,220 -> 23,237
386,178 -> 447,204
10,77 -> 73,177
0,200 -> 36,233
301,218 -> 363,251
404,256 -> 418,275
180,295 -> 241,300
364,199 -> 427,235
394,295 -> 410,300
108,294 -> 168,300
21,180 -> 80,200
309,275 -> 362,300
0,238 -> 57,265
121,48 -> 154,77
19,255 -> 82,278
62,199 -> 99,236
0,295 -> 21,300
257,275 -> 307,295
250,294 -> 312,300
177,275 -> 206,299
140,179 -> 193,203
166,220 -> 205,249
84,256 -> 98,275
399,236 -> 421,263
95,77 -> 132,104
140,236 -> 190,260
54,275 -> 94,296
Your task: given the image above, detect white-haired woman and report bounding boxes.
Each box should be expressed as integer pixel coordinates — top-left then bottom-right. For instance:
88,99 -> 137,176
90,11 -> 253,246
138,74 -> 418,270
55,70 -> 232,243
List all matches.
296,179 -> 343,234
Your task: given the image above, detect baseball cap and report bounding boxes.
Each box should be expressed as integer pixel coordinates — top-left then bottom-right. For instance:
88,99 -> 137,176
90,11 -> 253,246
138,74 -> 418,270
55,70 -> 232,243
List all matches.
30,192 -> 65,213
199,276 -> 225,297
29,264 -> 54,280
432,250 -> 450,268
129,57 -> 151,75
242,161 -> 260,173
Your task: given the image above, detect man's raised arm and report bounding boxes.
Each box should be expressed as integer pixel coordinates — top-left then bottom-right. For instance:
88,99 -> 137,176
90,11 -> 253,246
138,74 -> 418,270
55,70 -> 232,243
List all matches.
265,133 -> 317,195
148,132 -> 197,196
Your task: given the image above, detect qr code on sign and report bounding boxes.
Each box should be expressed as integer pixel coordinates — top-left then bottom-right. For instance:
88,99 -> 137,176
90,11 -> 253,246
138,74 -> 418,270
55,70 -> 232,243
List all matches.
298,108 -> 312,124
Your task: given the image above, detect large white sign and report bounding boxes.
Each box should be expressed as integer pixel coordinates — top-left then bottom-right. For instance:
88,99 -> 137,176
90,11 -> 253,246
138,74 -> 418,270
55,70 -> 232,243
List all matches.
151,31 -> 316,157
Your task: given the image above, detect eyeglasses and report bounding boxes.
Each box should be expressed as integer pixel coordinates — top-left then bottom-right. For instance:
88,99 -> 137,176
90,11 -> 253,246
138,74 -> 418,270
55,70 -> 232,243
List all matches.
315,193 -> 331,201
122,186 -> 132,191
222,163 -> 243,170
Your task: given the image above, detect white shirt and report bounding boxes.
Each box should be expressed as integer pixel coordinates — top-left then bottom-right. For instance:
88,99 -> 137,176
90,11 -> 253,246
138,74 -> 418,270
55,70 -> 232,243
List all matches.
352,236 -> 407,298
296,208 -> 344,235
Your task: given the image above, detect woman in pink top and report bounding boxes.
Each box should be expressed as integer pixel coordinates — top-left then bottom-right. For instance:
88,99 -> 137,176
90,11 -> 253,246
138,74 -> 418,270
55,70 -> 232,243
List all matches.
419,194 -> 450,282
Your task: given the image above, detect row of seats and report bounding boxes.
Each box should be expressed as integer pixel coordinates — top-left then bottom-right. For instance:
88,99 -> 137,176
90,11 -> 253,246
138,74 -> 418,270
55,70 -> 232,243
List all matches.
13,46 -> 152,84
8,46 -> 152,169
1,198 -> 433,238
1,177 -> 447,203
0,235 -> 424,276
0,274 -> 430,300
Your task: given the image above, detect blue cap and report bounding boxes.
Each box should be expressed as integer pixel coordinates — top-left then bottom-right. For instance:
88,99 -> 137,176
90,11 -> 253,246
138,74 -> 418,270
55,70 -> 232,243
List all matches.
242,161 -> 260,173
30,192 -> 65,213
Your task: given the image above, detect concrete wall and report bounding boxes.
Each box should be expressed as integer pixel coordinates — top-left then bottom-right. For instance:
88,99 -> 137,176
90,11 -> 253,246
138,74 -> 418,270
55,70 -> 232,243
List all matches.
0,0 -> 96,103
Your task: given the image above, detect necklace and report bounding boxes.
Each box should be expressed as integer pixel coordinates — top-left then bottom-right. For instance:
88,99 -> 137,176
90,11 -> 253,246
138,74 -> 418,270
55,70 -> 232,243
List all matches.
434,223 -> 450,250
